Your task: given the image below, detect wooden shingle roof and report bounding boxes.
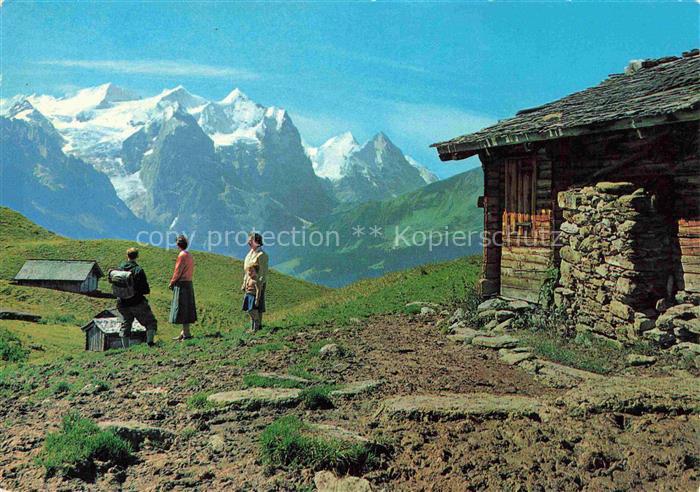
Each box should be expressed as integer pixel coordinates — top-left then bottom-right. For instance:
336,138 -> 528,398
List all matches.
81,309 -> 146,334
433,50 -> 700,161
14,260 -> 104,282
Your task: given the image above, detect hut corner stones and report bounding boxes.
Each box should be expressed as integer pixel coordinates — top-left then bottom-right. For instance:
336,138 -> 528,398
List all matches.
432,49 -> 700,348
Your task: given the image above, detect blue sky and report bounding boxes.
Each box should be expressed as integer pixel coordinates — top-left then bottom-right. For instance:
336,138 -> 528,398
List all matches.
1,1 -> 698,178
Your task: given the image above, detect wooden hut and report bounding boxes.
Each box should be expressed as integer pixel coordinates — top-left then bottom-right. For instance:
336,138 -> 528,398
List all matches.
432,50 -> 700,343
13,260 -> 104,294
81,309 -> 146,351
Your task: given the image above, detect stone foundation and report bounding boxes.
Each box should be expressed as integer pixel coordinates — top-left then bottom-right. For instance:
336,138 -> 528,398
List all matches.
555,182 -> 675,341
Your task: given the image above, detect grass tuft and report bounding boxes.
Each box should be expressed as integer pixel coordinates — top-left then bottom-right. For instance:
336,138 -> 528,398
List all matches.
299,385 -> 336,410
0,328 -> 29,363
51,381 -> 72,396
36,412 -> 132,478
259,415 -> 377,473
186,392 -> 215,410
243,374 -> 309,390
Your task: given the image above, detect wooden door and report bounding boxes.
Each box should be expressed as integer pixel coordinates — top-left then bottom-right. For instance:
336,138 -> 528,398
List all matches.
500,156 -> 554,302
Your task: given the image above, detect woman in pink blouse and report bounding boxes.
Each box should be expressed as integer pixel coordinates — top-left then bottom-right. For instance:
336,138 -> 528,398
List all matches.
169,235 -> 197,341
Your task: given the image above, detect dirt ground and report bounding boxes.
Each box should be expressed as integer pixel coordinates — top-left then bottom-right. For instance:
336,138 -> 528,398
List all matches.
0,313 -> 698,491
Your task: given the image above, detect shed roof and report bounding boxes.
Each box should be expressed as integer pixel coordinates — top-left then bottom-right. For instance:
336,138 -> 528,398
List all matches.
81,310 -> 146,334
432,50 -> 700,160
14,259 -> 104,282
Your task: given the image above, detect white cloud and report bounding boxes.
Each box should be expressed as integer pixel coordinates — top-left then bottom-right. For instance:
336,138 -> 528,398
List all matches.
327,47 -> 428,75
35,59 -> 259,80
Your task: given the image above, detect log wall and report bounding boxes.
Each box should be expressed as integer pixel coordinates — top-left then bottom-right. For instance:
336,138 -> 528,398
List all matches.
475,120 -> 698,306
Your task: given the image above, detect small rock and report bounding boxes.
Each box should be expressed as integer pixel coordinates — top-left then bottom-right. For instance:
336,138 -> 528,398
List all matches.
643,328 -> 676,348
499,351 -> 534,365
477,309 -> 497,321
79,384 -> 103,396
208,434 -> 225,453
625,354 -> 657,366
491,318 -> 514,334
594,182 -> 636,195
495,310 -> 515,322
472,335 -> 519,349
314,471 -> 373,492
98,421 -> 174,450
448,308 -> 465,324
477,298 -> 503,313
319,343 -> 340,357
505,300 -> 533,312
420,307 -> 436,316
446,327 -> 479,344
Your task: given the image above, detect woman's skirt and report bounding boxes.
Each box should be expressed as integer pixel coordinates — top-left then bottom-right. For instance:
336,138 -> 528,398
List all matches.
169,281 -> 197,324
242,293 -> 257,312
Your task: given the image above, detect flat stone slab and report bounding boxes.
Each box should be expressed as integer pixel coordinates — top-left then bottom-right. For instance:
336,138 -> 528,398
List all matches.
98,420 -> 174,450
561,376 -> 700,416
447,327 -> 480,344
330,380 -> 383,399
207,387 -> 301,409
381,392 -> 542,421
500,351 -> 534,365
625,354 -> 657,366
311,424 -> 369,444
472,335 -> 520,349
315,471 -> 373,492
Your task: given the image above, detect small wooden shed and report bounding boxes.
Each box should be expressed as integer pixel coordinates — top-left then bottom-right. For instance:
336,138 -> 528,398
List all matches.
13,260 -> 104,294
81,309 -> 147,351
432,50 -> 700,343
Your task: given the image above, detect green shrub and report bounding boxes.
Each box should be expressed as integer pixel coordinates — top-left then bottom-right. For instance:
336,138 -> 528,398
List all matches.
299,385 -> 336,410
36,412 -> 132,478
0,328 -> 29,363
260,416 -> 376,473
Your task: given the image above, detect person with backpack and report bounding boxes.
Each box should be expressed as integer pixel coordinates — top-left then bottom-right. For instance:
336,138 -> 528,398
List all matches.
109,247 -> 158,348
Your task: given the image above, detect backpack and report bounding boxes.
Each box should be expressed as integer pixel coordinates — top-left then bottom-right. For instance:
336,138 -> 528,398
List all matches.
109,269 -> 136,299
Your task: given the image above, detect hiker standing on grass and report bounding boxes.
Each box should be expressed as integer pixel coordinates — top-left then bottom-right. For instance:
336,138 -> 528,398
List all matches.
111,247 -> 158,347
169,235 -> 197,341
242,232 -> 269,331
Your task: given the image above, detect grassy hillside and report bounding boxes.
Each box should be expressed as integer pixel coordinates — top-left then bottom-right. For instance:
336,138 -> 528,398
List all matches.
0,206 -> 327,362
0,206 -> 481,364
273,167 -> 483,287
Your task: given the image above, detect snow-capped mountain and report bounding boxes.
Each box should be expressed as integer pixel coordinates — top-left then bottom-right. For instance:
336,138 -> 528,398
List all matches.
405,155 -> 439,184
2,83 -> 442,254
0,101 -> 148,239
307,132 -> 437,202
308,131 -> 360,180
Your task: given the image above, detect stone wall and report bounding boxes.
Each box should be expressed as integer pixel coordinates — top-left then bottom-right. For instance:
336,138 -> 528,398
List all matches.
554,182 -> 675,341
